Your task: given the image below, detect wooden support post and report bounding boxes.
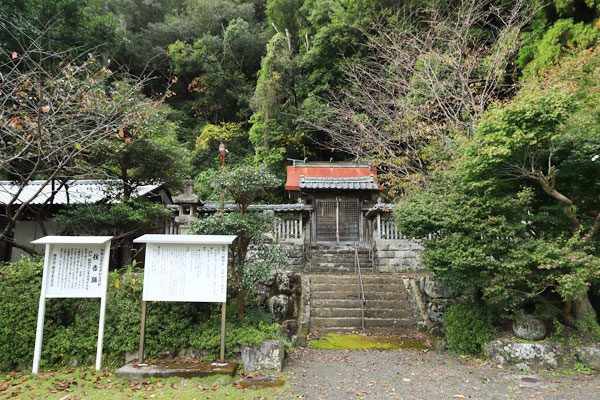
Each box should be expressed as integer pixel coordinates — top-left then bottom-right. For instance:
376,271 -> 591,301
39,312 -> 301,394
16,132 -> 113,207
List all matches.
335,198 -> 340,242
220,302 -> 226,361
139,301 -> 147,363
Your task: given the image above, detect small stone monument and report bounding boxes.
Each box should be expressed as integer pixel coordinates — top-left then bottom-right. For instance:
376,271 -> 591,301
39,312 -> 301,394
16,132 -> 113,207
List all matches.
173,180 -> 201,234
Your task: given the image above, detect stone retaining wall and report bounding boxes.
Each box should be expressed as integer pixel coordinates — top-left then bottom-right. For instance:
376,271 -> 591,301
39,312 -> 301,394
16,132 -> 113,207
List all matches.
374,240 -> 425,273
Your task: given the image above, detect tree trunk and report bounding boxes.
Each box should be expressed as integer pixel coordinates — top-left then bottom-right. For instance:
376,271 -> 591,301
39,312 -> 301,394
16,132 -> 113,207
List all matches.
236,289 -> 245,321
119,238 -> 132,267
572,292 -> 600,336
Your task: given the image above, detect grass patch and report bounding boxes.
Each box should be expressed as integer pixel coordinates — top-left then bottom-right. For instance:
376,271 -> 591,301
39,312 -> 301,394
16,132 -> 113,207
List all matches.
309,334 -> 429,350
0,368 -> 292,399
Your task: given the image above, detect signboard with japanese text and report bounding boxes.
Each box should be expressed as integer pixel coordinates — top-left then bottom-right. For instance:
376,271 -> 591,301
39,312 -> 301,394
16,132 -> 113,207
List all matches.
132,234 -> 236,363
30,236 -> 112,374
45,245 -> 107,298
134,235 -> 236,303
143,243 -> 228,302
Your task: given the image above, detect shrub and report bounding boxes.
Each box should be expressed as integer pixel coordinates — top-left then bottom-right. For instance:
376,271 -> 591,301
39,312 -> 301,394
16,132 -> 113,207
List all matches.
443,301 -> 498,356
0,258 -> 287,370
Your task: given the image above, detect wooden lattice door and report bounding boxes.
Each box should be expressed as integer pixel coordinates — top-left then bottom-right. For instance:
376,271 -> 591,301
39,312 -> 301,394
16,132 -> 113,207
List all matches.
316,199 -> 337,241
315,198 -> 360,242
338,199 -> 359,241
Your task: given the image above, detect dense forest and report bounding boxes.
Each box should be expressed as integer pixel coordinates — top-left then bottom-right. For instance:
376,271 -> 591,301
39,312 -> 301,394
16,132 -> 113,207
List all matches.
2,0 -> 600,337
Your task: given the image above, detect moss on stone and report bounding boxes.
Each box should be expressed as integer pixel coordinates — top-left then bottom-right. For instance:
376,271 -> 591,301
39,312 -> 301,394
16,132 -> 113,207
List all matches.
309,334 -> 429,350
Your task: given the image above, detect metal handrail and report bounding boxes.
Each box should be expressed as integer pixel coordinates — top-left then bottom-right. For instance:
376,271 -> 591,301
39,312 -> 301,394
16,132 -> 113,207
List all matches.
354,242 -> 366,329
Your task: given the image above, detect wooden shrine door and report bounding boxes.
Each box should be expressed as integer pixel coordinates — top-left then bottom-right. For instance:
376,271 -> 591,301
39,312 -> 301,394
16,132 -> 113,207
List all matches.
315,198 -> 360,242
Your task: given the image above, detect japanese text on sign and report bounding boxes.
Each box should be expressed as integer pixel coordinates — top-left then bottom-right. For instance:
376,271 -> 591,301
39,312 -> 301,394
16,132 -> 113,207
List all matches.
45,245 -> 105,298
143,244 -> 228,302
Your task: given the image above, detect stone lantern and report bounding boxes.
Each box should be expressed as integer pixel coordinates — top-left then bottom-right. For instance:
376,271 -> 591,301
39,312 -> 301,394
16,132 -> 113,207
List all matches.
172,180 -> 201,234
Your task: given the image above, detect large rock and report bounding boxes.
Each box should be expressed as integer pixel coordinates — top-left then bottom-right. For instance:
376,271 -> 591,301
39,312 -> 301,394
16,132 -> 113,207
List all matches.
512,316 -> 547,341
241,340 -> 285,372
422,277 -> 455,299
274,271 -> 301,295
576,346 -> 600,369
486,339 -> 566,371
282,319 -> 299,337
254,283 -> 270,305
266,294 -> 296,320
427,298 -> 455,323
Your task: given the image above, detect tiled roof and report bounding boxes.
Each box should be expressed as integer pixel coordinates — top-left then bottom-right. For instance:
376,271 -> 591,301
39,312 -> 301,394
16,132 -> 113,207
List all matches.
285,161 -> 381,191
364,202 -> 396,218
299,175 -> 380,190
196,201 -> 310,213
0,180 -> 163,205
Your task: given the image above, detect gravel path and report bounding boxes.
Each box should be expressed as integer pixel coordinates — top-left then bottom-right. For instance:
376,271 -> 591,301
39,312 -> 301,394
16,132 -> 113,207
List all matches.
284,347 -> 600,400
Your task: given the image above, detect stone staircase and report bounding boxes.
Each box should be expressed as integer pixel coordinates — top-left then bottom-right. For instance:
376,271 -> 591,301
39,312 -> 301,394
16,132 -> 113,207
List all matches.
308,244 -> 373,273
309,274 -> 417,333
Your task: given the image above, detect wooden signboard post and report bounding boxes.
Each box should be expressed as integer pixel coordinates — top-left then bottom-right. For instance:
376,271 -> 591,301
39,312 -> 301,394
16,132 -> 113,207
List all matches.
31,236 -> 112,374
133,234 -> 236,362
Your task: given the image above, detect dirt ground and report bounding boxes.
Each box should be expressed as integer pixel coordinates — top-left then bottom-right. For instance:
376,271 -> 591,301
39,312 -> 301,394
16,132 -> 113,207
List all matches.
283,346 -> 600,400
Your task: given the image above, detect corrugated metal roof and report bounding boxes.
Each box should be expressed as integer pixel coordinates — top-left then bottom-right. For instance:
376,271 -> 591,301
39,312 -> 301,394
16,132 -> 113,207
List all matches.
299,175 -> 380,190
196,201 -> 310,213
0,180 -> 163,205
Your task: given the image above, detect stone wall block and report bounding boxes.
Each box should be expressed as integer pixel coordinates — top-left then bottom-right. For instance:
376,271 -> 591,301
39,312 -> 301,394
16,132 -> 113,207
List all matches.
274,271 -> 301,295
266,294 -> 296,320
422,276 -> 456,299
427,299 -> 455,323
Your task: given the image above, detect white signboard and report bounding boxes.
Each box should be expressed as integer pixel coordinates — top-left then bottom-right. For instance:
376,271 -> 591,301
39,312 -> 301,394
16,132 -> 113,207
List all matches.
45,245 -> 106,298
134,235 -> 236,303
30,236 -> 112,374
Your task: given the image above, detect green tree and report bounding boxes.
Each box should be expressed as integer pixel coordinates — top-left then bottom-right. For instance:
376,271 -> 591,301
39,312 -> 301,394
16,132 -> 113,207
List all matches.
189,164 -> 283,320
396,46 -> 600,336
249,33 -> 302,171
0,0 -> 120,59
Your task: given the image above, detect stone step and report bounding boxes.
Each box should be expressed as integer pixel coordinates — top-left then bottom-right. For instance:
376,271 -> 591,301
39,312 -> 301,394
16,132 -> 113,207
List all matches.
311,260 -> 372,267
311,291 -> 408,301
311,308 -> 414,319
311,317 -> 416,329
309,247 -> 369,257
310,283 -> 407,293
310,275 -> 407,285
312,326 -> 417,334
309,267 -> 374,274
311,299 -> 411,309
311,253 -> 371,260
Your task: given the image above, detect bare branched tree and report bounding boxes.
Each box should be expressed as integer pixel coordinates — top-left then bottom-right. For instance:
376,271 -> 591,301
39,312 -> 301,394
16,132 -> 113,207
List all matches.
0,23 -> 163,253
304,0 -> 537,189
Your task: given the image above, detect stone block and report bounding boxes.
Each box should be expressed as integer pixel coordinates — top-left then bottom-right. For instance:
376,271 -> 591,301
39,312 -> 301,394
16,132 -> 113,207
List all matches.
125,351 -> 140,364
422,276 -> 456,299
266,294 -> 296,320
282,319 -> 299,337
274,271 -> 301,295
241,340 -> 285,372
394,251 -> 407,259
513,316 -> 547,341
576,346 -> 600,369
427,299 -> 455,323
486,339 -> 566,371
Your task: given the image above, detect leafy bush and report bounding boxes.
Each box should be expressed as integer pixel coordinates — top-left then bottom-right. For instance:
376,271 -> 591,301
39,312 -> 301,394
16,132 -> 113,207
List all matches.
443,301 -> 498,356
0,259 -> 287,370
